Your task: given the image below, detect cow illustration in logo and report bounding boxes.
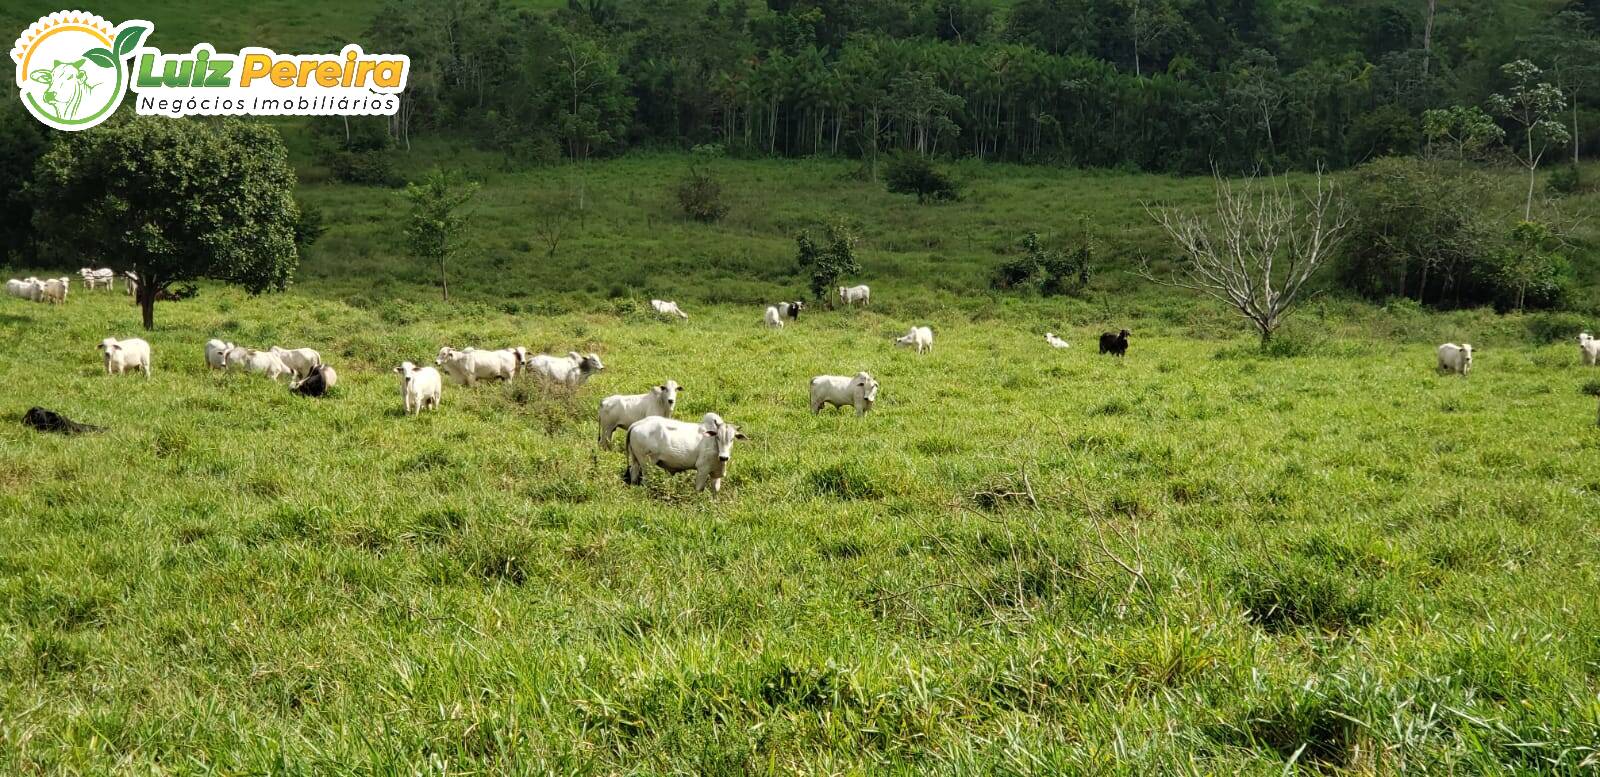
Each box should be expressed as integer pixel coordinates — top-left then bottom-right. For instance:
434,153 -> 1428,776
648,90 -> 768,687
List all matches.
11,11 -> 149,130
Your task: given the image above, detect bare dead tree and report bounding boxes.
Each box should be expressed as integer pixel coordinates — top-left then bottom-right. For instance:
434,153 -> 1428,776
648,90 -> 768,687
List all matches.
1141,168 -> 1350,346
533,205 -> 570,259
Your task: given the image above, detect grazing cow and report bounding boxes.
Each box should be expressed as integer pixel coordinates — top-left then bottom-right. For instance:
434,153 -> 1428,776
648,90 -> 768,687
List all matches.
223,346 -> 292,382
270,346 -> 323,378
597,380 -> 681,449
810,372 -> 879,416
291,365 -> 337,397
1437,343 -> 1473,376
434,346 -> 518,387
30,59 -> 95,120
4,279 -> 31,298
1099,329 -> 1130,357
204,339 -> 233,370
1045,332 -> 1070,349
1580,333 -> 1599,367
394,361 -> 442,414
525,351 -> 605,388
894,326 -> 934,354
124,271 -> 139,296
776,301 -> 805,321
838,285 -> 871,307
98,337 -> 151,378
622,412 -> 748,495
651,299 -> 689,319
764,306 -> 784,328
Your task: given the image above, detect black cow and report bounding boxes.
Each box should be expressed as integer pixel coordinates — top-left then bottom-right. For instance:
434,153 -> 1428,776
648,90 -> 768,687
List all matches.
778,300 -> 805,321
291,365 -> 336,397
1098,329 -> 1131,357
23,407 -> 103,434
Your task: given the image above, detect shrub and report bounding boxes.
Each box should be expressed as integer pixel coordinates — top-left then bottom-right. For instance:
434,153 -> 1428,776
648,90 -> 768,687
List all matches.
1547,165 -> 1582,196
1524,311 -> 1589,344
310,116 -> 401,186
884,154 -> 958,203
991,231 -> 1092,296
293,200 -> 326,249
676,169 -> 728,222
796,220 -> 861,305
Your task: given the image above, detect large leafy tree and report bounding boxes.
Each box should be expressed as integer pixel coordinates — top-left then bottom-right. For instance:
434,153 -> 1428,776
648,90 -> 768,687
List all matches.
0,99 -> 50,267
32,117 -> 300,330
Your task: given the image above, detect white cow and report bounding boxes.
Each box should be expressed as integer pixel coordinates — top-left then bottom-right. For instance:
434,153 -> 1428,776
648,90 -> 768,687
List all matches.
223,346 -> 292,382
838,285 -> 870,307
395,361 -> 442,415
1437,343 -> 1473,376
124,271 -> 139,296
810,372 -> 879,416
434,346 -> 519,387
525,351 -> 606,388
79,268 -> 115,290
764,306 -> 784,328
1580,333 -> 1599,367
98,337 -> 151,378
4,279 -> 31,298
651,299 -> 689,319
597,380 -> 681,449
622,412 -> 748,494
39,277 -> 70,304
1045,332 -> 1070,349
204,339 -> 234,370
270,346 -> 323,378
894,326 -> 934,354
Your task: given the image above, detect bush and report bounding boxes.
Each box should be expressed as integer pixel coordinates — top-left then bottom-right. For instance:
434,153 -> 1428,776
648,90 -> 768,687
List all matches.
293,200 -> 326,249
1547,165 -> 1582,196
676,169 -> 728,222
991,231 -> 1093,296
884,154 -> 958,203
1524,311 -> 1590,344
310,116 -> 402,186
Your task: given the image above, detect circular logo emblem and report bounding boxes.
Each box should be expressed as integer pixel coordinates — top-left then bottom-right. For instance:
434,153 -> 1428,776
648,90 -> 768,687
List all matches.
11,11 -> 149,131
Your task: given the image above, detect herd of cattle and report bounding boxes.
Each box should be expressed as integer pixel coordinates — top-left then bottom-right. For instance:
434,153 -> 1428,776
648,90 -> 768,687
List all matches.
14,272 -> 1600,492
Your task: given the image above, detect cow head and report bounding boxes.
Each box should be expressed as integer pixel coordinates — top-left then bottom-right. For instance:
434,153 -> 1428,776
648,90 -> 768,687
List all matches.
97,338 -> 118,355
656,380 -> 681,414
581,353 -> 605,374
855,372 -> 879,404
700,413 -> 748,462
435,346 -> 457,366
30,59 -> 95,119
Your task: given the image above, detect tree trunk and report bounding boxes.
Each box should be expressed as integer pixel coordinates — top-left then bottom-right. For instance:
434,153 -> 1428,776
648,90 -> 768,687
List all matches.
139,281 -> 158,330
1575,89 -> 1582,166
439,258 -> 450,302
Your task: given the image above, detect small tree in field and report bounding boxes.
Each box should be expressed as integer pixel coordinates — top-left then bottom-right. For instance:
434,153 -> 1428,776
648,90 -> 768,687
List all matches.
885,154 -> 959,203
404,169 -> 478,302
1422,105 -> 1504,162
32,117 -> 300,330
1488,60 -> 1570,220
1143,169 -> 1349,346
796,220 -> 861,307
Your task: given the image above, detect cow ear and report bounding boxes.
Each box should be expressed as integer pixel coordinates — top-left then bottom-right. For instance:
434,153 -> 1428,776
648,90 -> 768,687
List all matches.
68,58 -> 85,70
734,431 -> 749,440
703,429 -> 717,437
29,69 -> 52,84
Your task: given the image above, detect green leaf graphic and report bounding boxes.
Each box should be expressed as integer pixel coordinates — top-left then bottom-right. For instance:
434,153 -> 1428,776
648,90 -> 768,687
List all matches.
82,47 -> 114,69
113,25 -> 148,58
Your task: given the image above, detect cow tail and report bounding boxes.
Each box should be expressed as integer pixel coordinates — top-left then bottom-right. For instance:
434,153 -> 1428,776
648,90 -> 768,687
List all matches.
620,424 -> 636,484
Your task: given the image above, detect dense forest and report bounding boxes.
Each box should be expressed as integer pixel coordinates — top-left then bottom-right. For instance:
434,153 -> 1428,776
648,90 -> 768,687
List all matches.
354,0 -> 1600,173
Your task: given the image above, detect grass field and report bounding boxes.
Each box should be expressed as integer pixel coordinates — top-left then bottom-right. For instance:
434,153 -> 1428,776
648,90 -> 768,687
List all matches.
4,153 -> 1600,773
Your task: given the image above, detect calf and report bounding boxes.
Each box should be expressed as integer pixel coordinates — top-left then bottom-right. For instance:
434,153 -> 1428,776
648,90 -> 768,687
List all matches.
597,380 -> 681,449
810,372 -> 879,416
894,326 -> 934,354
764,306 -> 784,328
1045,332 -> 1070,349
394,361 -> 442,414
1437,343 -> 1473,376
776,301 -> 805,321
291,365 -> 338,397
1099,329 -> 1130,357
98,337 -> 151,378
622,412 -> 748,495
651,299 -> 689,319
1580,333 -> 1599,367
